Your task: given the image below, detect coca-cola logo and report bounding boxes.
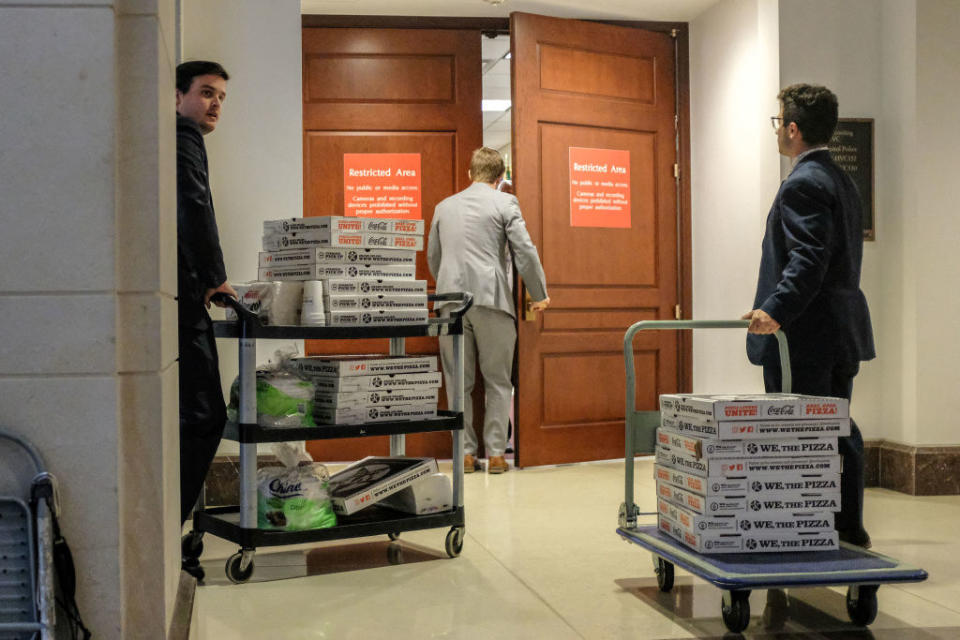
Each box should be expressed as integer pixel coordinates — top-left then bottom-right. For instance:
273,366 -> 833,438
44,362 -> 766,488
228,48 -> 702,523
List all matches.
768,405 -> 795,415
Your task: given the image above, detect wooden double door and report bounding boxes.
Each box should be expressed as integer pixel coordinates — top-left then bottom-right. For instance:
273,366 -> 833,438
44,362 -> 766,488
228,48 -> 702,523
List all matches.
302,13 -> 689,466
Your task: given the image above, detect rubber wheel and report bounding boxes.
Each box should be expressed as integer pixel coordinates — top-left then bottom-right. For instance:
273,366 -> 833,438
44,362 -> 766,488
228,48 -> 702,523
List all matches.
721,590 -> 751,633
387,532 -> 401,541
181,532 -> 203,561
654,556 -> 674,592
225,551 -> 255,584
762,589 -> 789,630
445,526 -> 464,558
846,585 -> 878,626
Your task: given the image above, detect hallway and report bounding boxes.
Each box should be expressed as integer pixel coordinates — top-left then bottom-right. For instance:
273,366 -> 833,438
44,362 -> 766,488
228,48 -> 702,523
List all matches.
189,458 -> 960,639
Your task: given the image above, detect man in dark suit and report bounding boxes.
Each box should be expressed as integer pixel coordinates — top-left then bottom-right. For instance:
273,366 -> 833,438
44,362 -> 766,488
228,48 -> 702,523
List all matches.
176,60 -> 237,533
744,84 -> 875,548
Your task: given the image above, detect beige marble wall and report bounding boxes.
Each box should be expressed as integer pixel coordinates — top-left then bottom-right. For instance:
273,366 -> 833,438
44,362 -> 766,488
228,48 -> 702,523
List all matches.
0,0 -> 178,637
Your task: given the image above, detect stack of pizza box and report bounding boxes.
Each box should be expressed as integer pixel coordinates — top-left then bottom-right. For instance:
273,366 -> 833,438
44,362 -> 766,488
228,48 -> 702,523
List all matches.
654,393 -> 850,554
293,354 -> 441,425
259,216 -> 428,326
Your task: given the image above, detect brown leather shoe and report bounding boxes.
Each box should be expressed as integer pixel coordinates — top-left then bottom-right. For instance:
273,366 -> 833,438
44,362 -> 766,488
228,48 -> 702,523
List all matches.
488,455 -> 509,474
464,454 -> 480,474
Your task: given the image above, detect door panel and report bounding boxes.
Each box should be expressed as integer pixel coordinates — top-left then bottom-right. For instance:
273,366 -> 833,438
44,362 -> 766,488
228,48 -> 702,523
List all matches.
512,12 -> 681,467
301,27 -> 481,462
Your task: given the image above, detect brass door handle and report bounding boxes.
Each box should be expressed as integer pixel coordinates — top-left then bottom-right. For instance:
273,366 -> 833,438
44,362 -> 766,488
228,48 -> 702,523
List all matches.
523,290 -> 537,322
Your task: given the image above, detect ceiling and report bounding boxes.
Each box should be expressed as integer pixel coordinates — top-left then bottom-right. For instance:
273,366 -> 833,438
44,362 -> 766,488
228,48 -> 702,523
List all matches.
300,0 -> 721,154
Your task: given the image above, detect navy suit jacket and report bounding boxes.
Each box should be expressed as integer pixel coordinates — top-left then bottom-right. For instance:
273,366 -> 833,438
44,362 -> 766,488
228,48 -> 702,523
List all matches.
177,115 -> 227,329
747,150 -> 875,368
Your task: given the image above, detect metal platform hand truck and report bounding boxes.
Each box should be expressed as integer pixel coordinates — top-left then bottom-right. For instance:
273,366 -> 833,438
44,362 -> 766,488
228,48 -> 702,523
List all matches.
616,320 -> 928,634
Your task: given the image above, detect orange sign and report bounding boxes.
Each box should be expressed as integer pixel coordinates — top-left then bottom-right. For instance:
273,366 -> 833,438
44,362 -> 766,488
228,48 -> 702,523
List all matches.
343,153 -> 422,219
569,147 -> 631,228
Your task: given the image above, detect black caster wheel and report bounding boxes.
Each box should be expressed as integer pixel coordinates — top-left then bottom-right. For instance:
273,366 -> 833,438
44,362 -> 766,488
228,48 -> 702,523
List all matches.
846,584 -> 878,626
653,556 -> 674,592
182,561 -> 205,583
445,526 -> 464,558
762,588 -> 789,630
181,532 -> 204,561
225,551 -> 255,584
721,590 -> 751,633
387,532 -> 401,541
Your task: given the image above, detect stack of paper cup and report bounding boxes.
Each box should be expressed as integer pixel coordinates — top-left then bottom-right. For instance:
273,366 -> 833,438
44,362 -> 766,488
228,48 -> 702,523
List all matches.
300,280 -> 326,325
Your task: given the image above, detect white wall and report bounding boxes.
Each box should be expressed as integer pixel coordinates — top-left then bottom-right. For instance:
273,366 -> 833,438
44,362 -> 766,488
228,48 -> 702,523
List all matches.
0,0 -> 179,635
912,0 -> 960,444
689,0 -> 781,394
777,0 -> 960,446
777,0 -> 886,435
181,0 -> 305,454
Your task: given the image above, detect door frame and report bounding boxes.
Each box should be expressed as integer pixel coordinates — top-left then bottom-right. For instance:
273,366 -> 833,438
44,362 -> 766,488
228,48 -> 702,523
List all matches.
300,11 -> 693,392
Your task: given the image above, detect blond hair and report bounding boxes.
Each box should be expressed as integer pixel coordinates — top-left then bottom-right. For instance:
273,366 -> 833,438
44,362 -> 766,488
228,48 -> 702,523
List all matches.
469,147 -> 505,184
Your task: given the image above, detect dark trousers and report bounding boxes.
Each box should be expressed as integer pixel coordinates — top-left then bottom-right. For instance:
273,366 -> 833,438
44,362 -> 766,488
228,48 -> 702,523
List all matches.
179,322 -> 227,526
763,360 -> 865,535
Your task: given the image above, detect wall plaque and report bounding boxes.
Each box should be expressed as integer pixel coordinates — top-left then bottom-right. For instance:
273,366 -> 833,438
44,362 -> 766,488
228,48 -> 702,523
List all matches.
829,118 -> 874,240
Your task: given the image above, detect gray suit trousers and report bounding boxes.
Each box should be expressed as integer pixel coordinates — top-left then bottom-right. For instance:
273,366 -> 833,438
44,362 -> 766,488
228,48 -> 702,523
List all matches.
440,305 -> 516,457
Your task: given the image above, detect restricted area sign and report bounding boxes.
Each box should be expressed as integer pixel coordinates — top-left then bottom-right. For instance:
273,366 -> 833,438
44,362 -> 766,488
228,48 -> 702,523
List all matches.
569,147 -> 631,228
343,153 -> 422,219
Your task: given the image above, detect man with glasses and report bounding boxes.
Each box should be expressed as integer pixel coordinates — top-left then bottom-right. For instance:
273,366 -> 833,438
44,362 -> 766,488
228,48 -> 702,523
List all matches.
744,84 -> 875,548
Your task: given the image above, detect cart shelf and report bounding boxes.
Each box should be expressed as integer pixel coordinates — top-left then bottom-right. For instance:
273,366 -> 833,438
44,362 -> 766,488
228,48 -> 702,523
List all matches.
224,411 -> 463,443
197,505 -> 465,548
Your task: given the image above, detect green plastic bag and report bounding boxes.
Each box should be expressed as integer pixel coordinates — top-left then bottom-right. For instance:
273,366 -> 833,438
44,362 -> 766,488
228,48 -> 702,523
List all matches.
257,443 -> 337,531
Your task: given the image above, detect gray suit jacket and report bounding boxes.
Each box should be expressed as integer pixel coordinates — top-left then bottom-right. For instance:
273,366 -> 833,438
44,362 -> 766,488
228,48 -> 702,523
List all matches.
428,182 -> 548,318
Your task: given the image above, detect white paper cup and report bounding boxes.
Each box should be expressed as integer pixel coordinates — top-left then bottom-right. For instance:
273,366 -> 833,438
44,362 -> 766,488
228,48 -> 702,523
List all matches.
300,280 -> 326,325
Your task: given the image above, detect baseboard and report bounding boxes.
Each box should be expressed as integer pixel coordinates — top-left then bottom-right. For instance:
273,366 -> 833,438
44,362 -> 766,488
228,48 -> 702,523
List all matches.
864,440 -> 960,495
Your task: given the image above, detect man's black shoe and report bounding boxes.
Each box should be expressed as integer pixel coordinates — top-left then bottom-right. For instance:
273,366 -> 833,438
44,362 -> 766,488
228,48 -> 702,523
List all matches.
838,528 -> 872,549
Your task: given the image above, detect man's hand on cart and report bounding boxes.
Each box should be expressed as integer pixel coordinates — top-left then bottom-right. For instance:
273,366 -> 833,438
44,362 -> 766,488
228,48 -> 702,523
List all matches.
742,309 -> 781,334
206,280 -> 238,308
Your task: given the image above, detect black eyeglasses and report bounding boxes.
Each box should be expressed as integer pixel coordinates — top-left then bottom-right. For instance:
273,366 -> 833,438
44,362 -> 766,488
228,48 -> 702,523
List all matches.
770,116 -> 784,131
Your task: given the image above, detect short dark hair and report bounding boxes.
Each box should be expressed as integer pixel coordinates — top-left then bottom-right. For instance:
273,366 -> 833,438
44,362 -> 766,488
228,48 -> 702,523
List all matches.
777,84 -> 839,146
176,60 -> 229,95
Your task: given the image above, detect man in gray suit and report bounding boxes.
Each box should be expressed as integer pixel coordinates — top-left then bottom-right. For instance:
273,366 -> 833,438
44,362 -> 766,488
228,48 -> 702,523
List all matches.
429,147 -> 550,474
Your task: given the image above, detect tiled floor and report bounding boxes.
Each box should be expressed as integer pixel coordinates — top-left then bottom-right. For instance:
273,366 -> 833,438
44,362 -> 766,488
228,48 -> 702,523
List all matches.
189,457 -> 960,639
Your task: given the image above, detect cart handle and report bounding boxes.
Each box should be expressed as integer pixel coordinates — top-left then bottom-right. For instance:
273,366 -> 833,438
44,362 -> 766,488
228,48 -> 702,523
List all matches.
623,320 -> 791,414
429,291 -> 473,319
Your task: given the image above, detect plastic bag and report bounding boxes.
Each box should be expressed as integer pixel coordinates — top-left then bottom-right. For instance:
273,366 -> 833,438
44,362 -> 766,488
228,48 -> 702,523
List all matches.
257,442 -> 337,531
227,348 -> 316,428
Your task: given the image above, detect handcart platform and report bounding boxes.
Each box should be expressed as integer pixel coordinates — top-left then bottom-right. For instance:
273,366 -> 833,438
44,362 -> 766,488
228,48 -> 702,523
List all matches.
617,524 -> 927,591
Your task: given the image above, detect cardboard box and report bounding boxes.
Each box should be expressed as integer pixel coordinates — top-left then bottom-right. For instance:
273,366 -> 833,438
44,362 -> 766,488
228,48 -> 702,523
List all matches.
305,371 -> 443,393
262,228 -> 365,251
660,413 -> 851,440
258,264 -> 416,282
380,472 -> 452,515
655,444 -> 842,478
313,387 -> 440,409
658,514 -> 744,554
654,463 -> 841,498
314,403 -> 437,425
294,355 -> 437,378
258,247 -> 416,268
659,393 -> 849,422
325,293 -> 427,311
264,216 -> 424,236
656,428 -> 839,459
324,309 -> 429,326
328,456 -> 438,515
658,497 -> 737,533
323,279 -> 428,296
659,513 -> 838,554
